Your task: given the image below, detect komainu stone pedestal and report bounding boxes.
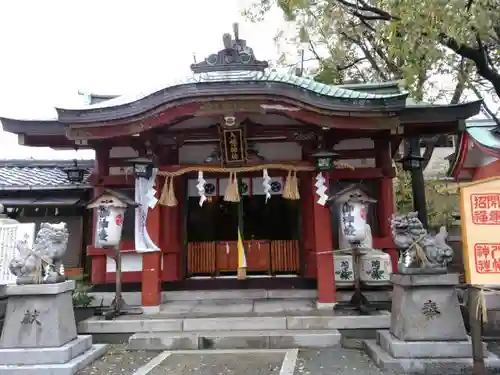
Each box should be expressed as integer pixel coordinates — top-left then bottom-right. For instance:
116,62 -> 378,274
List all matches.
364,273 -> 500,374
0,281 -> 107,375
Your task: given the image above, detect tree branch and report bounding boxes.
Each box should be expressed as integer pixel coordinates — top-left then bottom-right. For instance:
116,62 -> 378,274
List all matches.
334,0 -> 398,21
441,34 -> 500,95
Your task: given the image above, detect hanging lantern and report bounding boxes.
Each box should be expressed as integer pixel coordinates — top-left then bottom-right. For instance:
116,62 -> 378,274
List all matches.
64,159 -> 86,183
128,157 -> 154,179
312,150 -> 338,172
397,138 -> 425,171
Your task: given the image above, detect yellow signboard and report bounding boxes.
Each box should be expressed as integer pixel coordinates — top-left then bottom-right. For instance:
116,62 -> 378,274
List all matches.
460,177 -> 500,285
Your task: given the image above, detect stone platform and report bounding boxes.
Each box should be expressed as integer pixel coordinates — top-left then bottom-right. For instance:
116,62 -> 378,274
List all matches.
78,289 -> 391,350
0,281 -> 106,375
365,330 -> 500,374
364,273 -> 500,374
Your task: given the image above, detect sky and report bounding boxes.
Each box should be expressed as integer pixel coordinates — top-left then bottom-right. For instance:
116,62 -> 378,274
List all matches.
0,0 -> 289,160
0,0 -> 495,160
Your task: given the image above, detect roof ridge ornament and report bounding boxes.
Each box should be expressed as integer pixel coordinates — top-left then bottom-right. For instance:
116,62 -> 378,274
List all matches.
190,23 -> 269,74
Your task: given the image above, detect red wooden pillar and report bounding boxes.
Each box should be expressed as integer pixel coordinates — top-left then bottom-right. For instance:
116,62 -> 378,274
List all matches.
379,177 -> 398,271
161,176 -> 184,281
375,136 -> 398,271
141,177 -> 162,312
301,172 -> 317,278
89,146 -> 109,284
311,173 -> 336,307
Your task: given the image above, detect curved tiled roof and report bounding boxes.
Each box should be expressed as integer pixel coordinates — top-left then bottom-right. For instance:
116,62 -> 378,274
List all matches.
57,70 -> 408,111
0,160 -> 93,190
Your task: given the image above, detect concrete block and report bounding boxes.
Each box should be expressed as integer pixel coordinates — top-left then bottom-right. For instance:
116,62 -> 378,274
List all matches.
286,313 -> 390,330
78,317 -> 182,334
164,289 -> 268,301
269,330 -> 341,349
127,330 -> 341,351
182,316 -> 286,331
376,330 -> 482,359
0,343 -> 107,375
199,331 -> 269,349
253,299 -> 315,314
0,335 -> 92,365
364,339 -> 500,375
1,282 -> 77,348
266,290 -> 316,299
191,300 -> 253,314
128,332 -> 198,351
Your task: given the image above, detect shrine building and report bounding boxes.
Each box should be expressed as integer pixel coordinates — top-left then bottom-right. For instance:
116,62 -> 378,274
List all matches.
0,29 -> 482,311
449,118 -> 500,181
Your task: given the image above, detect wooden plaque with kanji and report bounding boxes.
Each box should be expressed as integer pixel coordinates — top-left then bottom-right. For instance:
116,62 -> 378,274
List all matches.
460,177 -> 500,285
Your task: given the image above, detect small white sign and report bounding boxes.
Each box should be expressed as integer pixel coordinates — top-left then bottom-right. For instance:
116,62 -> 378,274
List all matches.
0,223 -> 36,285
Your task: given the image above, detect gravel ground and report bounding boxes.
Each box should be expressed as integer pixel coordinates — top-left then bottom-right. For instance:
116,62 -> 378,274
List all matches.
150,353 -> 283,375
76,344 -> 157,375
293,348 -> 404,375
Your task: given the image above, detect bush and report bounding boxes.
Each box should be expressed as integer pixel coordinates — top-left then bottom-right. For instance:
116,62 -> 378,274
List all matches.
71,274 -> 95,308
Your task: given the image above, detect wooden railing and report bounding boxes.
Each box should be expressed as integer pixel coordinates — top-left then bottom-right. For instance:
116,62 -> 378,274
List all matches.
187,241 -> 216,275
270,240 -> 300,273
186,239 -> 300,276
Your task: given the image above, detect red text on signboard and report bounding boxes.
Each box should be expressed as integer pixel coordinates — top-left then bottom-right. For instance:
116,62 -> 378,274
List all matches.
474,243 -> 500,273
470,193 -> 500,225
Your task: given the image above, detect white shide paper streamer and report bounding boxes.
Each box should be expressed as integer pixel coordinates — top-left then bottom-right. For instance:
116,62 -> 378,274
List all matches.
196,171 -> 207,207
314,172 -> 328,206
262,169 -> 271,203
135,169 -> 160,253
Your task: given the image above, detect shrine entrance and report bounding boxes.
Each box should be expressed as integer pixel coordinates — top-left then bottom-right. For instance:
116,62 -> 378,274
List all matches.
185,176 -> 301,277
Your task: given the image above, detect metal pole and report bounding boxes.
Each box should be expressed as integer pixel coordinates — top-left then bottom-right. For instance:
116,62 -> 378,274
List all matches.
469,286 -> 487,375
115,244 -> 123,315
408,137 -> 428,228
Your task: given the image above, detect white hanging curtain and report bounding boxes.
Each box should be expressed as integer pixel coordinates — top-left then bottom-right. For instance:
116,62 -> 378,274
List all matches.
134,169 -> 160,253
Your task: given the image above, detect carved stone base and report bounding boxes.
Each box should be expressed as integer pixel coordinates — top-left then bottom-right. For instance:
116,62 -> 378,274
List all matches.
0,281 -> 77,348
0,281 -> 106,374
390,273 -> 467,341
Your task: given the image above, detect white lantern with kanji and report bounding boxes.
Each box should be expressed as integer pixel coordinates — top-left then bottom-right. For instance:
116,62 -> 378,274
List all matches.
86,189 -> 139,248
330,185 -> 377,246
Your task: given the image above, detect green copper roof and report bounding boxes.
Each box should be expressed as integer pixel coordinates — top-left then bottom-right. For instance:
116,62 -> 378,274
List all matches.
466,118 -> 499,149
65,70 -> 407,111
225,71 -> 406,100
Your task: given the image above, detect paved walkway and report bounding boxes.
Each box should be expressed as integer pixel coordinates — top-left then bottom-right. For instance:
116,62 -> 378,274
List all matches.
76,345 -> 408,375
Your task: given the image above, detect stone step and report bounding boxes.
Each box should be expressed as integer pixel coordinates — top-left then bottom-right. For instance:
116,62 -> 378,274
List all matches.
0,335 -> 92,366
0,344 -> 108,375
127,329 -> 341,350
78,312 -> 390,334
87,289 -> 392,307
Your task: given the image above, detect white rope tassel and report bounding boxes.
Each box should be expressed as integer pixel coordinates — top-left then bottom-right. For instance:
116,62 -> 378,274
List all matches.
197,171 -> 207,207
314,172 -> 328,206
262,169 -> 271,203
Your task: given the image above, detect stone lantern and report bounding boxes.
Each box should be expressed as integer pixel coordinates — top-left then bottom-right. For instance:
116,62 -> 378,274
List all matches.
329,184 -> 384,311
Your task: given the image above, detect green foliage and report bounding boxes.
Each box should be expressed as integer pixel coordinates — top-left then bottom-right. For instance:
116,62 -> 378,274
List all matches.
71,274 -> 95,309
394,170 -> 459,230
243,0 -> 498,101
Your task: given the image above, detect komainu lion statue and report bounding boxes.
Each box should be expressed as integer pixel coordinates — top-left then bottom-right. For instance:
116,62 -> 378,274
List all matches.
9,222 -> 69,284
391,212 -> 453,274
